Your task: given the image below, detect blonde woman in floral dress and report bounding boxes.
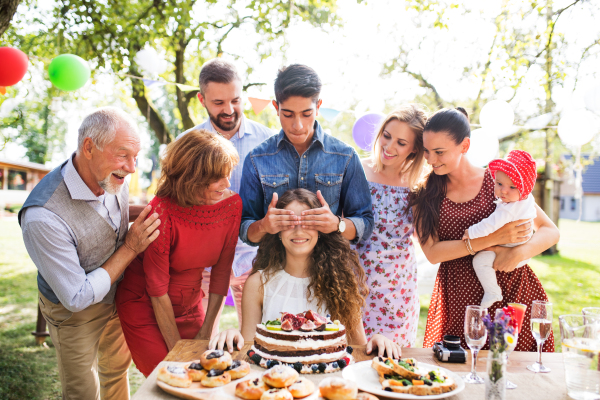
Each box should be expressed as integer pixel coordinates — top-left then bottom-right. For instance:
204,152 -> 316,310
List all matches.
355,104 -> 427,346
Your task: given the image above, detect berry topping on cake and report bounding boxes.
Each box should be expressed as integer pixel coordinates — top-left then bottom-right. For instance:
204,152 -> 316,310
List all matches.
304,310 -> 327,325
300,320 -> 316,331
250,354 -> 262,364
281,319 -> 294,331
292,362 -> 303,373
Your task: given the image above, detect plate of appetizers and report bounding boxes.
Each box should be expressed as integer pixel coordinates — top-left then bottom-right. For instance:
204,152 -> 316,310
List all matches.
342,357 -> 465,399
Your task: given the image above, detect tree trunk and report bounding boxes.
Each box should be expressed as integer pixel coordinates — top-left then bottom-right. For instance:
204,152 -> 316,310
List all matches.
0,0 -> 21,37
130,74 -> 173,144
174,37 -> 196,130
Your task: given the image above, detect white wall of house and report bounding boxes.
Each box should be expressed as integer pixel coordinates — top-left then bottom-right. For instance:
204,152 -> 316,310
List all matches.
560,194 -> 600,222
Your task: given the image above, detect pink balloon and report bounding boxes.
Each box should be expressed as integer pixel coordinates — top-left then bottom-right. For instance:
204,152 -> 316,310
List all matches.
0,47 -> 29,87
352,113 -> 385,151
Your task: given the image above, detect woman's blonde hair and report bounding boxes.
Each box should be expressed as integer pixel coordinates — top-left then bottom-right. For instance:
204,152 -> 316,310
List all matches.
371,104 -> 428,189
156,129 -> 239,207
251,189 -> 368,332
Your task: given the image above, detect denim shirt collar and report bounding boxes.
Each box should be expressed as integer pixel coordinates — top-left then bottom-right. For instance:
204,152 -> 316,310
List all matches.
276,121 -> 325,149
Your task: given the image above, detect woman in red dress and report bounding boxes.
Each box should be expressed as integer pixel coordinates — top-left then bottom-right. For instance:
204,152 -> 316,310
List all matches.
116,129 -> 241,376
411,108 -> 559,352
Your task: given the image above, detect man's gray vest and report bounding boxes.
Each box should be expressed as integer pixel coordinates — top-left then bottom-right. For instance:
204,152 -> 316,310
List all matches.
18,159 -> 129,305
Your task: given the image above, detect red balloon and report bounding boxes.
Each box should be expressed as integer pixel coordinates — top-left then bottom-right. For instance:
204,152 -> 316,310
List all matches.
0,47 -> 29,86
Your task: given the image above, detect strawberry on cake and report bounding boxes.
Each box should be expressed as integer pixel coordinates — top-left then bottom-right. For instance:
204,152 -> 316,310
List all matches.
247,310 -> 354,374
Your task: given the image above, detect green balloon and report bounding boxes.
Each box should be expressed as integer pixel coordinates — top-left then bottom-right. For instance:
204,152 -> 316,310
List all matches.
48,54 -> 91,91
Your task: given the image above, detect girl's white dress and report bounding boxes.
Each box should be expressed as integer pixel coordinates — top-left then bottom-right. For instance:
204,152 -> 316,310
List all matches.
260,269 -> 329,323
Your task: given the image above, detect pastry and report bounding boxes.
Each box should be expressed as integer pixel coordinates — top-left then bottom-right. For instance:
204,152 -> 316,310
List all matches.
235,377 -> 270,400
200,349 -> 232,370
157,365 -> 192,388
185,361 -> 207,382
260,388 -> 293,400
287,376 -> 315,398
262,365 -> 299,388
228,359 -> 251,379
200,368 -> 231,387
318,377 -> 358,400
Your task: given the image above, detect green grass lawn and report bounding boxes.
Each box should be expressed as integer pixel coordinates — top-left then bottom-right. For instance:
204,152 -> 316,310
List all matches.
0,218 -> 598,398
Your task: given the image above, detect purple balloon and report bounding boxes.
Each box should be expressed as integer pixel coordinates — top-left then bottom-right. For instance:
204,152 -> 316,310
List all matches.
225,288 -> 235,306
352,113 -> 385,151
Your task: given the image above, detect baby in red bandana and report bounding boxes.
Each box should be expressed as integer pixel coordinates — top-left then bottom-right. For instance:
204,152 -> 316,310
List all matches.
462,150 -> 538,308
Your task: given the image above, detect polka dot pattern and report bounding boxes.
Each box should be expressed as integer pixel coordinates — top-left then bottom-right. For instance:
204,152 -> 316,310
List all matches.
423,169 -> 555,352
488,149 -> 537,200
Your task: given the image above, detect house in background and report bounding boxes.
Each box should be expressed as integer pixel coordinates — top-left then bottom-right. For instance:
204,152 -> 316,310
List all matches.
0,158 -> 51,215
560,155 -> 600,222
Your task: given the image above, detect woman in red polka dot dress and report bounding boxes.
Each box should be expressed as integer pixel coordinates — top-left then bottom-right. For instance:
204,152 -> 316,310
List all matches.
411,108 -> 559,352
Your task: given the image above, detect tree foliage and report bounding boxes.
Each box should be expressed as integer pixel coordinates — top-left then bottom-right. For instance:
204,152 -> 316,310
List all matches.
6,0 -> 339,146
383,0 -> 599,166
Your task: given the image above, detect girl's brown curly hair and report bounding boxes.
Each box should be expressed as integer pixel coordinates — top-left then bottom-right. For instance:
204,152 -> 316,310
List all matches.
251,189 -> 369,333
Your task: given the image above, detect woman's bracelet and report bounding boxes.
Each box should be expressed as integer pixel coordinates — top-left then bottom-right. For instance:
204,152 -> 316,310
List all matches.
464,238 -> 476,255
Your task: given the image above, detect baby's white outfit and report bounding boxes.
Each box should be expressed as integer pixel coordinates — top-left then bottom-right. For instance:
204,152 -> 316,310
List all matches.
260,269 -> 329,323
468,195 -> 537,308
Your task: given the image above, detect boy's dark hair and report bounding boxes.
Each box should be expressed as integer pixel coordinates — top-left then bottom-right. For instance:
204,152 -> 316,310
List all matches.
199,59 -> 241,96
274,64 -> 322,104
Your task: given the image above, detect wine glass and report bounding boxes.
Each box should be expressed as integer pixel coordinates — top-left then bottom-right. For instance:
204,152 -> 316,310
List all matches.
464,305 -> 488,384
527,300 -> 552,373
504,303 -> 526,389
504,330 -> 518,389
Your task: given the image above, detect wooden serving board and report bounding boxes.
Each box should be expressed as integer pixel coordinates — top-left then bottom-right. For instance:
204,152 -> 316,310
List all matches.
156,363 -> 263,400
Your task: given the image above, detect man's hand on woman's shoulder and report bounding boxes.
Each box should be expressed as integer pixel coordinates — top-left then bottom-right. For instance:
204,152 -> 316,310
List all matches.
123,204 -> 161,255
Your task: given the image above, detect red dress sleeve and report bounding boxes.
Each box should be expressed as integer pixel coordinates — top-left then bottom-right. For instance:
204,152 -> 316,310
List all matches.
143,197 -> 172,297
207,196 -> 242,297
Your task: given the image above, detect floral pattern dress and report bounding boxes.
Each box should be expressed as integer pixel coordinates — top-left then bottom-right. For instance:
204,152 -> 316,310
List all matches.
354,182 -> 419,346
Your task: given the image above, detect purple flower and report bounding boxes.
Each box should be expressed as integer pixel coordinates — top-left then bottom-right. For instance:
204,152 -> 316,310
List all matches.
483,310 -> 515,354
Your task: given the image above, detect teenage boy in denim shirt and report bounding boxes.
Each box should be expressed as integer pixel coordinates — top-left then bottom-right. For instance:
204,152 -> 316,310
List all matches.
239,64 -> 374,245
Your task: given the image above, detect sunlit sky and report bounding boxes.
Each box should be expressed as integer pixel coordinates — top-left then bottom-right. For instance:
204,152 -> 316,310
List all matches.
1,0 -> 599,168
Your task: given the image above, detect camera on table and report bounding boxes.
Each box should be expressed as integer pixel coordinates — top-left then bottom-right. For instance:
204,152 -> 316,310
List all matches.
432,335 -> 467,363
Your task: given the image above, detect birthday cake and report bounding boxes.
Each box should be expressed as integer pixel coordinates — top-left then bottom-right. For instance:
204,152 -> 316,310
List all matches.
247,310 -> 354,374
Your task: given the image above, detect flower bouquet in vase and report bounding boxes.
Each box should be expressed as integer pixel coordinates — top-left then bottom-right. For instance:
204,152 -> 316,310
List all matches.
482,308 -> 517,400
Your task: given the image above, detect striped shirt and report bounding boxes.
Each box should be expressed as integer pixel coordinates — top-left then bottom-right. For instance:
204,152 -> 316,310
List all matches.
179,116 -> 274,276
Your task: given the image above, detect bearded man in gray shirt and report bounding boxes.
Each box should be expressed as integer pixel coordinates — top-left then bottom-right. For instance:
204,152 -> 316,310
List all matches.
19,107 -> 160,400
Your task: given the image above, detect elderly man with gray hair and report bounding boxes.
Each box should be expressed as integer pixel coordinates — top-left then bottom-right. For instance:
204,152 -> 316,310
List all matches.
19,107 -> 160,400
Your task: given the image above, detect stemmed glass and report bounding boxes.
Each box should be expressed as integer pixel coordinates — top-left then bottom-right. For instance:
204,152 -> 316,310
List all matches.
504,331 -> 518,389
464,305 -> 488,384
504,303 -> 526,389
527,300 -> 553,373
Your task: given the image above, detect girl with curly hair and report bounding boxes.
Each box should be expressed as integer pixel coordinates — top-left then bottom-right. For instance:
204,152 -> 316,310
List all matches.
209,188 -> 402,358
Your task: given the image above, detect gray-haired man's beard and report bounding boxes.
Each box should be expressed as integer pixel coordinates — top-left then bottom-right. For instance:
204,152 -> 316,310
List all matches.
98,170 -> 129,195
208,110 -> 240,133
